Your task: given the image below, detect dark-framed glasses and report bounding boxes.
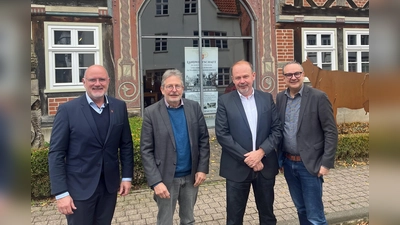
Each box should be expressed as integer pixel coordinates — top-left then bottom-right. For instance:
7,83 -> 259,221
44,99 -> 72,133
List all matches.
164,84 -> 183,91
283,71 -> 303,79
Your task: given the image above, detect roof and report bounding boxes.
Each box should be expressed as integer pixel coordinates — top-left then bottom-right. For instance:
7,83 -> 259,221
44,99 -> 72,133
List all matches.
213,0 -> 240,15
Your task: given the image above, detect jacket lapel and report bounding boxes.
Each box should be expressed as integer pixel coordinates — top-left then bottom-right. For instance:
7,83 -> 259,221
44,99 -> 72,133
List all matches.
233,91 -> 251,132
297,85 -> 310,132
80,96 -> 102,145
159,100 -> 176,149
104,97 -> 114,144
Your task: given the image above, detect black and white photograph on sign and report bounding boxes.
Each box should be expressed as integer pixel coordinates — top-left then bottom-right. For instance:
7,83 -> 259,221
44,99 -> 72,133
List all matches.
184,47 -> 218,87
185,91 -> 218,114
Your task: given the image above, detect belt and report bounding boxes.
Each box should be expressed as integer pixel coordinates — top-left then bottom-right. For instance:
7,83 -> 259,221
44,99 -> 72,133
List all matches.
285,153 -> 302,162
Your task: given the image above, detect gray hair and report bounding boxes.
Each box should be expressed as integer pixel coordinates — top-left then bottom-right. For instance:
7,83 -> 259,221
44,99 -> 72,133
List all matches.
282,61 -> 304,73
161,69 -> 184,87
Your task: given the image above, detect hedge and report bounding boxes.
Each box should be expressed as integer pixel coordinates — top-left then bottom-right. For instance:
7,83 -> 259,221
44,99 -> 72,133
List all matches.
31,120 -> 369,199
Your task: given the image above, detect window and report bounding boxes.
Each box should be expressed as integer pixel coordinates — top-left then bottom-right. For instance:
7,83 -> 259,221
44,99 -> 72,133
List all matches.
344,29 -> 369,72
155,33 -> 168,52
184,0 -> 197,14
193,31 -> 228,49
302,29 -> 337,70
156,0 -> 168,15
45,22 -> 101,91
218,68 -> 230,86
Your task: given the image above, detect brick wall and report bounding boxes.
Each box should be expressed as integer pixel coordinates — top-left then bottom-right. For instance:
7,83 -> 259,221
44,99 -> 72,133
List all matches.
48,97 -> 78,115
276,29 -> 295,92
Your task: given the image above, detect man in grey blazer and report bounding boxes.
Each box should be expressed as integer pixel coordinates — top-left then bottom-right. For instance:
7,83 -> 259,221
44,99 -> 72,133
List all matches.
215,60 -> 282,225
140,69 -> 210,225
276,61 -> 338,225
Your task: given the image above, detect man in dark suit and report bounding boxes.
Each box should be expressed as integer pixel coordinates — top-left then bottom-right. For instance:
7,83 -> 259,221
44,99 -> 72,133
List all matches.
215,60 -> 282,225
276,61 -> 338,225
140,69 -> 210,225
48,65 -> 134,225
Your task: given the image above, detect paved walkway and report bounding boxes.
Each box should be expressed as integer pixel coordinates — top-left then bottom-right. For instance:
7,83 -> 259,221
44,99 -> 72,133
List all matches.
31,137 -> 369,225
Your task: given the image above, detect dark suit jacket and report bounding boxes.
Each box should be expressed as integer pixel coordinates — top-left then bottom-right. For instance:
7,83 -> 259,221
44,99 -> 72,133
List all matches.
140,98 -> 210,187
215,90 -> 282,182
276,85 -> 338,176
48,95 -> 134,200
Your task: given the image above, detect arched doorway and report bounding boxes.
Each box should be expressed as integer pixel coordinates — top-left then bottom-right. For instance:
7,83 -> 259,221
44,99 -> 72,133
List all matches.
138,0 -> 255,127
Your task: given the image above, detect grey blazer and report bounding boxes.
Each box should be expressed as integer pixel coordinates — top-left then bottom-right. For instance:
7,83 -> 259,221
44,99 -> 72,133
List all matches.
140,98 -> 210,187
215,90 -> 282,182
276,85 -> 338,176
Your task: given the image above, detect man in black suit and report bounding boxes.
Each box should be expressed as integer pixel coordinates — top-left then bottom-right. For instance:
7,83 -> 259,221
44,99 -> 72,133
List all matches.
215,60 -> 282,225
276,61 -> 338,225
48,65 -> 134,225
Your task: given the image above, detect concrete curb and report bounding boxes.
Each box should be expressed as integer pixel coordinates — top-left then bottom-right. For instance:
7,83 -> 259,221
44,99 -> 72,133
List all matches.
277,207 -> 369,225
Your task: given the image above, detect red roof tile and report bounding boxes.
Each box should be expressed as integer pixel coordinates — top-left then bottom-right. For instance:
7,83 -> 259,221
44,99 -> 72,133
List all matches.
213,0 -> 240,15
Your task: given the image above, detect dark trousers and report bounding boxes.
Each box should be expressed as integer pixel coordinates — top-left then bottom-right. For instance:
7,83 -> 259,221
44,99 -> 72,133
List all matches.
226,173 -> 276,225
66,175 -> 117,225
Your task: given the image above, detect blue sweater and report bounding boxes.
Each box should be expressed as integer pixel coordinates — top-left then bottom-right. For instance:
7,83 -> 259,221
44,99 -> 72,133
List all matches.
167,106 -> 192,177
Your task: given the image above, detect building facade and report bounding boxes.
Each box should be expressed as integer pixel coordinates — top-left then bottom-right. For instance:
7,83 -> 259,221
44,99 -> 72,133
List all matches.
31,0 -> 369,140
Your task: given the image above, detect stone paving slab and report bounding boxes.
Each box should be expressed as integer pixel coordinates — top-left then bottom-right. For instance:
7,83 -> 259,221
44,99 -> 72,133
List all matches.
31,165 -> 369,225
31,137 -> 369,224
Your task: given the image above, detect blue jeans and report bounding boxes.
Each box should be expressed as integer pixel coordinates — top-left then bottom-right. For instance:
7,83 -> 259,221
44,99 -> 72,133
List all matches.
283,159 -> 327,225
153,175 -> 198,225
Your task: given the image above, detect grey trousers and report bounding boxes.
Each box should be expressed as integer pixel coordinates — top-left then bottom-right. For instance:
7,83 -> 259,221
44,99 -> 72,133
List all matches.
154,175 -> 199,225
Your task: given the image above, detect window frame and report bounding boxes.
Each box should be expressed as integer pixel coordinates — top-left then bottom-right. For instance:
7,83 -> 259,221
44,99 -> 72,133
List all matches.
156,0 -> 169,16
154,33 -> 168,52
184,0 -> 197,14
193,31 -> 228,49
217,67 -> 231,86
343,29 -> 369,72
302,28 -> 337,70
44,22 -> 102,92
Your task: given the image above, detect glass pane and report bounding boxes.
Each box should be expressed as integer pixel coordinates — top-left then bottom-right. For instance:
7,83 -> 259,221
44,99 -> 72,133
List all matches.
348,52 -> 357,63
347,34 -> 356,45
54,31 -> 71,45
321,64 -> 331,70
348,63 -> 357,72
361,35 -> 369,45
55,69 -> 72,83
79,54 -> 95,67
362,63 -> 369,72
55,54 -> 72,67
321,34 -> 331,45
322,52 -> 331,63
361,52 -> 369,62
307,52 -> 317,64
307,35 -> 316,45
78,31 -> 94,45
79,69 -> 86,82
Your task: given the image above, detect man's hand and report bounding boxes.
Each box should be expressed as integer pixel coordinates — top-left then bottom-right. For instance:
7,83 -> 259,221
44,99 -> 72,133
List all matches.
244,148 -> 265,168
153,182 -> 170,199
253,161 -> 264,171
194,172 -> 206,187
119,181 -> 132,196
56,195 -> 76,215
318,166 -> 330,177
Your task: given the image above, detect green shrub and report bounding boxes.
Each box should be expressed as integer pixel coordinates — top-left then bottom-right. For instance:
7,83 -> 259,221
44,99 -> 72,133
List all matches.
129,117 -> 146,188
336,133 -> 369,161
31,147 -> 51,199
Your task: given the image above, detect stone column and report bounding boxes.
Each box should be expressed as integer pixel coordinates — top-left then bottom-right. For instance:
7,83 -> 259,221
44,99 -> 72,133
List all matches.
112,0 -> 142,115
31,40 -> 44,148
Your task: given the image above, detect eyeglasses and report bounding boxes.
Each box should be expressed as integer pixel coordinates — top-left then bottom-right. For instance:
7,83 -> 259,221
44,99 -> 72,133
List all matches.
85,78 -> 108,84
164,84 -> 183,91
283,71 -> 303,79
